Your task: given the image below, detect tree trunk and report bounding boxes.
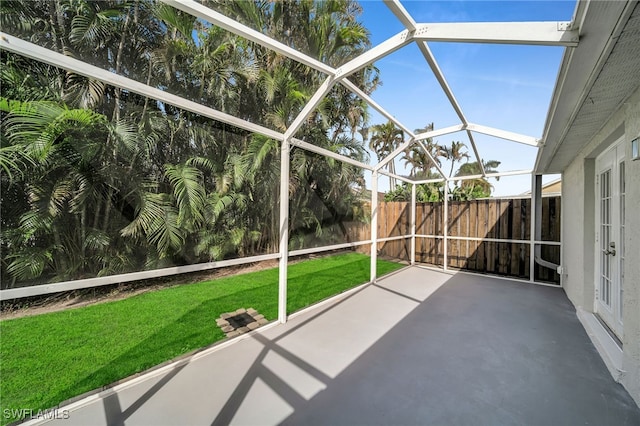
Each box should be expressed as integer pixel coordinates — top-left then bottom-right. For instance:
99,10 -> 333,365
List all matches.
103,6 -> 133,231
51,0 -> 67,98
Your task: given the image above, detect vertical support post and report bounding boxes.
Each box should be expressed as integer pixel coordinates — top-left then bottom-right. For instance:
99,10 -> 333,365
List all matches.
411,183 -> 416,265
443,181 -> 449,271
529,174 -> 542,283
559,174 -> 564,288
370,171 -> 378,283
534,175 -> 543,241
278,139 -> 290,324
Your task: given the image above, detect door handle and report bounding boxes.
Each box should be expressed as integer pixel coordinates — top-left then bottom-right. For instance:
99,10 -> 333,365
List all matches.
605,242 -> 616,256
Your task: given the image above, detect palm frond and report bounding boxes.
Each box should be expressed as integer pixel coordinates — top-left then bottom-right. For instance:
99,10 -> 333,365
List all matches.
164,163 -> 207,226
6,248 -> 53,281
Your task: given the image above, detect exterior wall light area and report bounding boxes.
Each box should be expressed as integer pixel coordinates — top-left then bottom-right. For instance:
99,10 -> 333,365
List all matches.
632,137 -> 639,160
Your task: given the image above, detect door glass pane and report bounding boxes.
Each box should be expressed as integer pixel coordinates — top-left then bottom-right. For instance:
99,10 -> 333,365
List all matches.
599,170 -> 611,307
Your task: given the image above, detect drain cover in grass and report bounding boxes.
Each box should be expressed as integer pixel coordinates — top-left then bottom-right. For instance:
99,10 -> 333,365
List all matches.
216,308 -> 269,338
227,312 -> 254,328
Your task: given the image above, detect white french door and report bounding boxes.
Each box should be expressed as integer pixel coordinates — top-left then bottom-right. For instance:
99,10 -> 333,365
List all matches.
595,140 -> 625,339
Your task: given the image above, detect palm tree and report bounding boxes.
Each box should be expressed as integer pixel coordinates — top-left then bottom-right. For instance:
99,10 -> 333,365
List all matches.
455,160 -> 502,197
403,123 -> 446,178
1,97 -> 129,282
1,0 -> 379,287
442,141 -> 470,178
369,121 -> 404,188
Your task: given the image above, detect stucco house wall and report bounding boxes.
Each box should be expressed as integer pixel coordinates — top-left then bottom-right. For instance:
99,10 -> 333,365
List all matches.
562,84 -> 640,405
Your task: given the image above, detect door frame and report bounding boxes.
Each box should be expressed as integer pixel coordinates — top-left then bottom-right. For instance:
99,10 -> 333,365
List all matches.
594,137 -> 625,339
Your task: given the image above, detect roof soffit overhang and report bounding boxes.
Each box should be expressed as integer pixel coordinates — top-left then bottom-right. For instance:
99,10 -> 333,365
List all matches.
536,0 -> 640,174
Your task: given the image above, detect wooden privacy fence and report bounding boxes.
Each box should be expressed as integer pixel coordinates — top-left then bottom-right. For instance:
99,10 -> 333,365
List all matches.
347,197 -> 561,284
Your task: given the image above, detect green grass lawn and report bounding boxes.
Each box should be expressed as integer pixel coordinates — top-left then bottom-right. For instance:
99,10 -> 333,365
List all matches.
0,253 -> 402,425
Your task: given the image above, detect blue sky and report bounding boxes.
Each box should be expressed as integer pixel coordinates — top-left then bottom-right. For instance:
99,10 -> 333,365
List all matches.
357,0 -> 576,195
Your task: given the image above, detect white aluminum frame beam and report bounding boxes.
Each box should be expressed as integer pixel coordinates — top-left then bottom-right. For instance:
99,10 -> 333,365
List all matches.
443,182 -> 449,271
530,174 -> 539,282
165,0 -> 411,139
278,139 -> 290,323
167,0 -> 546,176
453,169 -> 533,181
378,123 -> 464,176
160,0 -> 334,75
413,123 -> 465,142
166,0 -> 418,140
384,0 -> 418,32
341,79 -> 415,136
165,0 -> 417,84
290,138 -> 373,171
416,42 -> 467,122
416,41 -> 486,176
410,183 -> 417,265
335,30 -> 413,79
385,2 -> 558,178
377,235 -> 411,243
164,0 -> 424,173
370,171 -> 379,283
466,123 -> 541,147
290,240 -> 372,258
416,139 -> 447,178
375,137 -> 415,172
378,169 -> 414,185
0,33 -> 284,141
465,130 -> 485,175
413,178 -> 446,184
413,22 -> 579,47
284,76 -> 336,139
0,253 -> 281,300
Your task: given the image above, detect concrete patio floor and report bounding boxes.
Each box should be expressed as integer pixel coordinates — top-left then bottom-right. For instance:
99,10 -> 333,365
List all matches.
35,267 -> 640,425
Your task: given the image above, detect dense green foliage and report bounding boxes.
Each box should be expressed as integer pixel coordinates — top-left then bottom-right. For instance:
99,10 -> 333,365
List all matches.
383,177 -> 497,202
0,253 -> 403,425
0,0 -> 379,287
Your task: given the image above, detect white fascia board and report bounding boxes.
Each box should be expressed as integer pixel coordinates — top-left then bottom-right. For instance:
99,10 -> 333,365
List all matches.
416,139 -> 447,178
466,123 -> 541,147
377,169 -> 414,184
0,33 -> 284,141
383,0 -> 417,31
335,30 -> 413,79
414,124 -> 465,141
414,22 -> 579,46
290,138 -> 373,171
284,76 -> 336,140
160,0 -> 334,76
416,42 -> 468,124
340,79 -> 415,137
